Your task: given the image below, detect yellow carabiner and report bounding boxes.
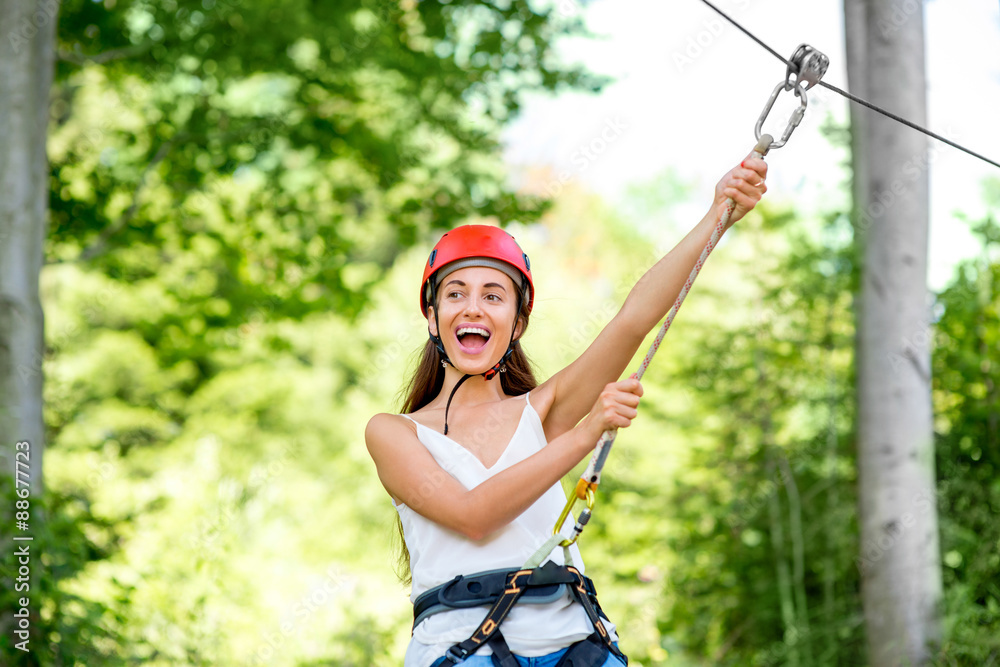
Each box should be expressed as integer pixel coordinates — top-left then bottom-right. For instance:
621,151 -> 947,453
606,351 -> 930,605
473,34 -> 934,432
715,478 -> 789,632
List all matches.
553,484 -> 597,547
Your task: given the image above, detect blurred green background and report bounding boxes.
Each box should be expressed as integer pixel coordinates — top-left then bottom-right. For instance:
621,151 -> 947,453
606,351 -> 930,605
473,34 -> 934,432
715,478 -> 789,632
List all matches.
1,0 -> 998,665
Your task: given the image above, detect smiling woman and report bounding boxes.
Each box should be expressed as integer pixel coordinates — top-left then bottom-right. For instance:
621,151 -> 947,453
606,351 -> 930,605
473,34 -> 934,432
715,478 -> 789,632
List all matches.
365,153 -> 767,667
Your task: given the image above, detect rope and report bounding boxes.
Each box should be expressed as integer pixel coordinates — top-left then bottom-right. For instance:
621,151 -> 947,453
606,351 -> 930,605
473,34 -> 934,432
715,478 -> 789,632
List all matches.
534,135 -> 775,566
579,134 -> 774,490
697,0 -> 1000,171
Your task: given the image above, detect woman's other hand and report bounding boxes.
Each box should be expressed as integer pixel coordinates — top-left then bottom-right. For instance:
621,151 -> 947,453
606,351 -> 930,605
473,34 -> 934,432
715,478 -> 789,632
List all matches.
580,377 -> 643,439
714,153 -> 768,227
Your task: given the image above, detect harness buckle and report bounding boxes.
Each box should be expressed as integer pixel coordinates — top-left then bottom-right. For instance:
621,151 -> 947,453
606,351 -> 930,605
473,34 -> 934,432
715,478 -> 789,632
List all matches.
445,645 -> 470,663
755,43 -> 829,150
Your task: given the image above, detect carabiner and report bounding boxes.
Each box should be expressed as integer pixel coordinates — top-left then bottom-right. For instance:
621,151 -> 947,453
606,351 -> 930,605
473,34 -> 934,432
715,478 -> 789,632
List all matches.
553,484 -> 596,547
755,43 -> 829,150
754,82 -> 807,150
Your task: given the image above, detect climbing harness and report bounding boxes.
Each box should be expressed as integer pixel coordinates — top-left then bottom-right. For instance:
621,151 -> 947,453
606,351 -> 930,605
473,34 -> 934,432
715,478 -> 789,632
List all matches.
417,46 -> 829,666
421,561 -> 627,667
531,43 -> 830,565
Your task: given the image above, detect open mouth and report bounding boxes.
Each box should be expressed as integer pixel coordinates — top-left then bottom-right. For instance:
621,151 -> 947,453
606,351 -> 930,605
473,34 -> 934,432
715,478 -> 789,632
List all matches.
455,325 -> 491,353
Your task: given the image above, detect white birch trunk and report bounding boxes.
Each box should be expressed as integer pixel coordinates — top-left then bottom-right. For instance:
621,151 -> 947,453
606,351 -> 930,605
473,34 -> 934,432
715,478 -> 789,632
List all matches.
849,0 -> 943,664
1,0 -> 58,491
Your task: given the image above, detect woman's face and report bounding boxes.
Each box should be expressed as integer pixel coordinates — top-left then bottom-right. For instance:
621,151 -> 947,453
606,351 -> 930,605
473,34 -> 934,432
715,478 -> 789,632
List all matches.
428,266 -> 522,375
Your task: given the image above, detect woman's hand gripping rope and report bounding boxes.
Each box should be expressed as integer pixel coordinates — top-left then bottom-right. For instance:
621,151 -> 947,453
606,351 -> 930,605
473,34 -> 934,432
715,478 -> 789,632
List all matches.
543,136 -> 773,559
718,148 -> 769,228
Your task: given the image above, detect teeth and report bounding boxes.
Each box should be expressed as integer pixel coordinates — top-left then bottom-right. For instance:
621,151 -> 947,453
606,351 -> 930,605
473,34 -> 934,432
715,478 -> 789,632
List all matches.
457,327 -> 490,338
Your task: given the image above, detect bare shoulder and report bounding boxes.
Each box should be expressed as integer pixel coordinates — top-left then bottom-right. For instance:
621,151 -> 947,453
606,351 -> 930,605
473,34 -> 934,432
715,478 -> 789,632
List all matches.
365,412 -> 417,453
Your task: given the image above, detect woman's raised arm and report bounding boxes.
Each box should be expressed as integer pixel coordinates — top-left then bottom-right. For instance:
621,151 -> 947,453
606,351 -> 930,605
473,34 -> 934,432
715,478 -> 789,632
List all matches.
535,154 -> 768,439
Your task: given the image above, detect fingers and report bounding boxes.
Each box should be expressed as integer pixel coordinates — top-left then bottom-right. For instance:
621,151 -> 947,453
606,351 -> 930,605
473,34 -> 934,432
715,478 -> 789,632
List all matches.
741,155 -> 768,180
594,379 -> 643,430
719,156 -> 768,223
619,376 -> 643,398
736,157 -> 768,190
722,173 -> 767,209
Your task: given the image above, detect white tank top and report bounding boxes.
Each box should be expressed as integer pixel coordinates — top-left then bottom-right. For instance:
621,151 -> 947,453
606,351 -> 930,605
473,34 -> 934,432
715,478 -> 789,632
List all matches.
396,393 -> 616,667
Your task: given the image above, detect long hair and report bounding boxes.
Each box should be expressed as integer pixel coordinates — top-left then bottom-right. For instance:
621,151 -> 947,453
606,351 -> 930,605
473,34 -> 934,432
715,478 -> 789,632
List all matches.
392,284 -> 538,584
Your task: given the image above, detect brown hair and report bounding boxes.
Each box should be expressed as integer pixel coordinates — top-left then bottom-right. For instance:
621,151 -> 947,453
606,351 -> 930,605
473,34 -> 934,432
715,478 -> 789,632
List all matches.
392,284 -> 538,584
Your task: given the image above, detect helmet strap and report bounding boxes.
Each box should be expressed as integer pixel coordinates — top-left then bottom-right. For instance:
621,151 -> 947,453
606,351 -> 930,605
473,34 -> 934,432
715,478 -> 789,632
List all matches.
428,283 -> 453,367
442,373 -> 472,436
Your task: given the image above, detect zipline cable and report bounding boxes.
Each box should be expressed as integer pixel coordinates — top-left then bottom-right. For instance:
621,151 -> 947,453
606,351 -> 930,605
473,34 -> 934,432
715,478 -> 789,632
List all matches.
698,0 -> 1000,171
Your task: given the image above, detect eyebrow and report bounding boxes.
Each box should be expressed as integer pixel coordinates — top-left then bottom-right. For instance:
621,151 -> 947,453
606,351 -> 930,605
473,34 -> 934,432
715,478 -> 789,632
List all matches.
443,279 -> 508,292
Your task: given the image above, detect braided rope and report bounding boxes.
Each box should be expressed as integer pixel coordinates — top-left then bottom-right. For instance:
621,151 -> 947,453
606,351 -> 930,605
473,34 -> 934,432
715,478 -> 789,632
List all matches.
546,136 -> 774,558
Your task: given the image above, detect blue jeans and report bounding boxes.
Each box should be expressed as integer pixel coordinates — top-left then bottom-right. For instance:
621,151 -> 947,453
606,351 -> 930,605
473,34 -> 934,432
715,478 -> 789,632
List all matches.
430,643 -> 625,666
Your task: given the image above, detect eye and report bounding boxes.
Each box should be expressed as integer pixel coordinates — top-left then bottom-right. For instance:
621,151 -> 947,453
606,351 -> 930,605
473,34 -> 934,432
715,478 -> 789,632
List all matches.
485,293 -> 502,302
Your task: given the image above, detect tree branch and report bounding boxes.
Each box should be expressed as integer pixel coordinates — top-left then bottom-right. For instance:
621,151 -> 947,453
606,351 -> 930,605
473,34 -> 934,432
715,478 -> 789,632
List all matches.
57,43 -> 152,66
75,137 -> 179,263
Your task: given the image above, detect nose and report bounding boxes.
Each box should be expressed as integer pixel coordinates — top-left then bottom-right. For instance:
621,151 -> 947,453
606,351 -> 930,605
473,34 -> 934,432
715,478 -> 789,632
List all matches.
463,294 -> 484,316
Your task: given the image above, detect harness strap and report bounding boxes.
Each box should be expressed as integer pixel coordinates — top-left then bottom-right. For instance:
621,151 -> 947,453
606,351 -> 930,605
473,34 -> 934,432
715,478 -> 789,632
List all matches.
555,632 -> 611,667
486,633 -> 519,667
562,572 -> 626,664
439,568 -> 534,664
414,567 -> 567,630
434,562 -> 625,665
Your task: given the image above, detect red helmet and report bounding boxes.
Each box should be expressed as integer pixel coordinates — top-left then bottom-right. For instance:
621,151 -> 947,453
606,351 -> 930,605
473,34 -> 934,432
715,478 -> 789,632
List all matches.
420,225 -> 533,316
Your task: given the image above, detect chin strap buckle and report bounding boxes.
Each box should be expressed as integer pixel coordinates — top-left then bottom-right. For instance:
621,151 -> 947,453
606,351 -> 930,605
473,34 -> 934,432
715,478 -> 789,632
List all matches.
482,364 -> 507,381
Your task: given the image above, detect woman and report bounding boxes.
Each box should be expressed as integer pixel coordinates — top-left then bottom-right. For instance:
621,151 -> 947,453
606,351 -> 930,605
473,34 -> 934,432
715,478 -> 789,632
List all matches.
366,154 -> 768,666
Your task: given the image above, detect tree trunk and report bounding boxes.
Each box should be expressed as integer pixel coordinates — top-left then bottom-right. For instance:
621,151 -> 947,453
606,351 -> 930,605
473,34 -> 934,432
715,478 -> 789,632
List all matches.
1,7 -> 58,657
0,0 -> 56,490
848,0 -> 943,664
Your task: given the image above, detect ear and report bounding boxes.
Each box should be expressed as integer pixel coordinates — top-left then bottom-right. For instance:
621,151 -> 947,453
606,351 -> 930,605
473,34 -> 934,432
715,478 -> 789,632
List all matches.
427,306 -> 439,338
512,315 -> 525,342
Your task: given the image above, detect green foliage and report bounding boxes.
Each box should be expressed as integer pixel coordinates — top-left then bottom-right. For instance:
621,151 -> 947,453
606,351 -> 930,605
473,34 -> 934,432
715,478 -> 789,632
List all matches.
652,208 -> 867,666
12,4 -> 999,662
931,205 -> 1000,664
23,161 -> 1000,666
50,0 -> 605,317
10,2 -> 607,665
